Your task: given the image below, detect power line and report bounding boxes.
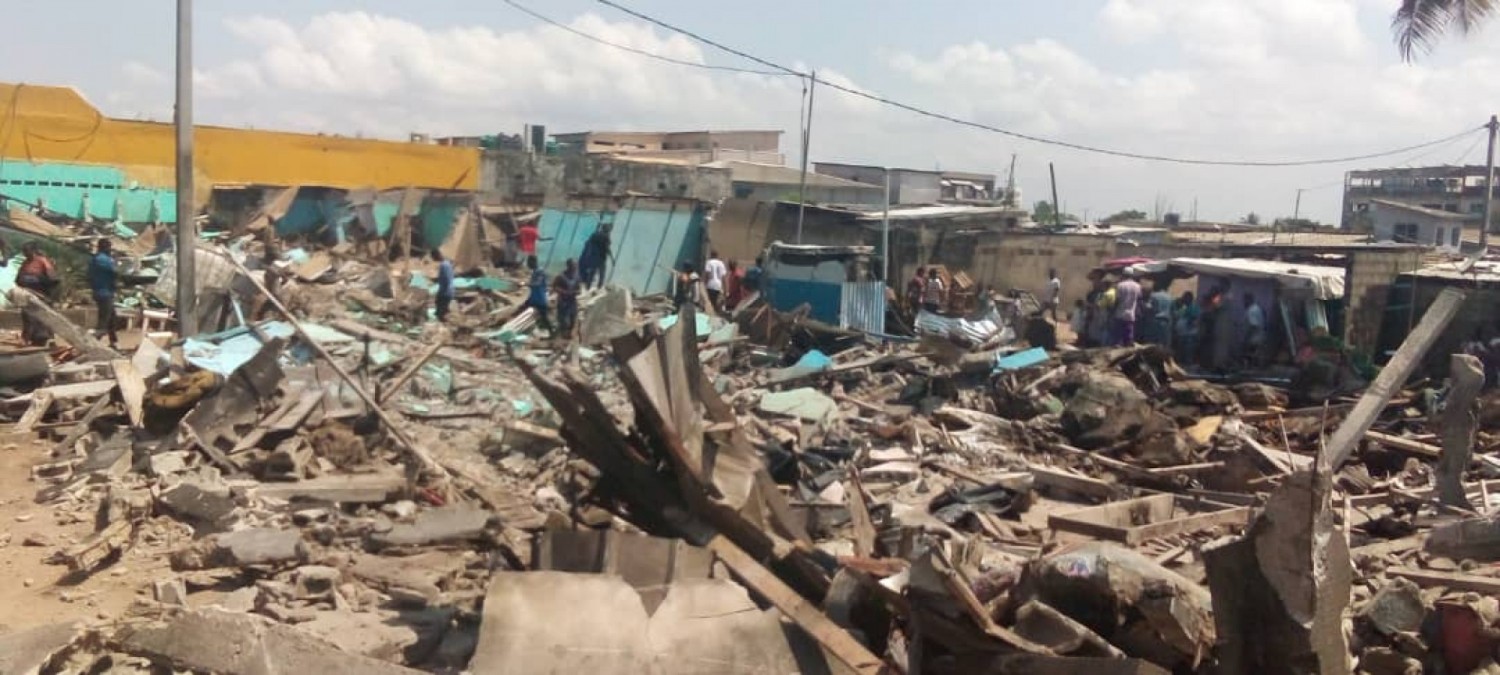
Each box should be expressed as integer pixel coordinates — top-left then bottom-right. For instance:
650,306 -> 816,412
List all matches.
501,0 -> 786,76
594,0 -> 1486,168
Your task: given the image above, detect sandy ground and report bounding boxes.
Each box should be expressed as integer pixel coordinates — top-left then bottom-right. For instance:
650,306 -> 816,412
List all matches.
0,423 -> 162,634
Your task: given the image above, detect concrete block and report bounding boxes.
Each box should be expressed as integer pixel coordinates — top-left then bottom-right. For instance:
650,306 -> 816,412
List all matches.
113,607 -> 422,674
371,507 -> 490,548
153,578 -> 188,606
298,610 -> 421,663
1359,578 -> 1426,636
158,479 -> 237,528
0,622 -> 81,675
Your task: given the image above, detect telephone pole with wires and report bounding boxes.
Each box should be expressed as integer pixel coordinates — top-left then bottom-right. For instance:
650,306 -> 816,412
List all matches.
1482,114 -> 1497,250
175,0 -> 196,335
796,71 -> 816,243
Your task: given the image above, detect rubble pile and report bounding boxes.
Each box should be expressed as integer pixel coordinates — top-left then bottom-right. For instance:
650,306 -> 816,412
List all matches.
1,226 -> 1500,674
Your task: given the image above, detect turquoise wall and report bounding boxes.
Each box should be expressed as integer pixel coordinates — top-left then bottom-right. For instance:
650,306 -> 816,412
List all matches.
536,198 -> 703,296
0,160 -> 173,222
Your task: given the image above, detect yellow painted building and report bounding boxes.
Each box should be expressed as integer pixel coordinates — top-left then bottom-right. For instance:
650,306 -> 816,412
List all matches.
0,81 -> 479,217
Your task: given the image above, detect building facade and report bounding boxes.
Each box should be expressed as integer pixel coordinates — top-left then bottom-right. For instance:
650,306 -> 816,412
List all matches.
812,163 -> 945,205
0,82 -> 480,224
550,130 -> 784,165
1369,199 -> 1475,251
1343,166 -> 1496,230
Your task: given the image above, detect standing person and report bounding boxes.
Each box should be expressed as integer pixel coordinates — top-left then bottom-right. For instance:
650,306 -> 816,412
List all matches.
743,256 -> 764,297
520,255 -> 555,336
724,260 -> 746,311
1069,299 -> 1088,345
1242,293 -> 1267,367
552,258 -> 582,339
432,248 -> 455,322
255,242 -> 285,321
1087,278 -> 1115,347
15,242 -> 57,346
88,239 -> 119,349
516,217 -> 547,261
921,268 -> 946,313
906,266 -> 927,313
1145,280 -> 1174,347
673,262 -> 701,311
1112,270 -> 1142,346
578,223 -> 613,290
703,250 -> 728,311
1044,268 -> 1063,321
1172,291 -> 1201,365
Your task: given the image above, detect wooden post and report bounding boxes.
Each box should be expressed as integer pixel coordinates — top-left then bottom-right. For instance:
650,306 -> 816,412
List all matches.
1438,354 -> 1485,507
224,254 -> 450,482
378,340 -> 446,404
1325,287 -> 1465,468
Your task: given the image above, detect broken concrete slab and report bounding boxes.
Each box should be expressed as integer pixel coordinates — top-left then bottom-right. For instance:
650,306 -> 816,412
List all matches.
758,387 -> 837,423
298,610 -> 421,663
1425,516 -> 1500,561
0,622 -> 81,675
248,470 -> 407,504
174,528 -> 308,569
371,507 -> 491,548
113,607 -> 423,675
471,571 -> 655,675
157,479 -> 237,528
1358,578 -> 1425,637
348,551 -> 469,602
1013,599 -> 1126,658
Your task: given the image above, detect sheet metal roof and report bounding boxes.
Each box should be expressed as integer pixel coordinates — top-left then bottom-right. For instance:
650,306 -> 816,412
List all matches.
1165,257 -> 1347,299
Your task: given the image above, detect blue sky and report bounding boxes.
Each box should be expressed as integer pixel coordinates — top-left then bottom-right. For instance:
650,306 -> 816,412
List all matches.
3,0 -> 1498,224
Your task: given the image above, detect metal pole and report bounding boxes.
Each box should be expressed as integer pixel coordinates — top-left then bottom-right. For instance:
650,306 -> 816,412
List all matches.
1048,162 -> 1061,228
795,71 -> 816,244
175,0 -> 197,335
882,168 -> 890,283
1293,188 -> 1303,220
1483,115 -> 1497,250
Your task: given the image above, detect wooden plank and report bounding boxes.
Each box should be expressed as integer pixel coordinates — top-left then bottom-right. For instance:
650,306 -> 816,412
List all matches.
111,360 -> 146,427
1327,287 -> 1465,468
377,340 -> 445,404
132,332 -> 164,377
1050,494 -> 1250,545
1128,505 -> 1252,544
1387,567 -> 1500,594
269,390 -> 323,432
50,395 -> 111,458
845,474 -> 876,559
61,519 -> 134,572
6,288 -> 121,362
14,391 -> 53,433
1365,431 -> 1441,459
1029,465 -> 1125,501
706,534 -> 887,675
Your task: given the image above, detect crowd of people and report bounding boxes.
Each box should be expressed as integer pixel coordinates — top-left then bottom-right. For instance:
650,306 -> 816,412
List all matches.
436,218 -> 763,341
1067,268 -> 1269,371
10,238 -> 119,350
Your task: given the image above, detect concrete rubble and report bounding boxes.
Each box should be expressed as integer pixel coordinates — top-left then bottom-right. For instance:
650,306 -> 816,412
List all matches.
0,215 -> 1497,675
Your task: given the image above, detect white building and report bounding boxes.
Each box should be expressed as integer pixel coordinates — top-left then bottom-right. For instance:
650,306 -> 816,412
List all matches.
1370,199 -> 1476,252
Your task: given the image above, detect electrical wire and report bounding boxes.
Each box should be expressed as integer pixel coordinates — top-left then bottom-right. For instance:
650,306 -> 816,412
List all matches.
500,0 -> 786,76
594,0 -> 1487,168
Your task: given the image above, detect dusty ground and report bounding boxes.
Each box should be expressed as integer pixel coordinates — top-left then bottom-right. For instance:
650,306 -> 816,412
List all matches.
0,430 -> 161,634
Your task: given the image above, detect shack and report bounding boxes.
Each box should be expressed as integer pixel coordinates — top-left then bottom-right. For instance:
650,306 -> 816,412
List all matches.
1159,257 -> 1348,370
763,242 -> 885,334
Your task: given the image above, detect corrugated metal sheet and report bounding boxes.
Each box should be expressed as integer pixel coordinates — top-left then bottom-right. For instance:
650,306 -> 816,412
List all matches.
536,198 -> 703,296
840,281 -> 886,334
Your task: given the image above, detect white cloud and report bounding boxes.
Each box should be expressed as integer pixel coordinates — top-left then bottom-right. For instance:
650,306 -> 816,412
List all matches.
95,3 -> 1500,223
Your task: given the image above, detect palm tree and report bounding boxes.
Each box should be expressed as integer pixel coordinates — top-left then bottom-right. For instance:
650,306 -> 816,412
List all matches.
1394,0 -> 1498,60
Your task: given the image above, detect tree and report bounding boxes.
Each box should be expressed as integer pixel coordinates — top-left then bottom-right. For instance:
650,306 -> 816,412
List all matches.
1274,217 -> 1325,231
1395,0 -> 1498,60
1244,212 -> 1262,226
1103,209 -> 1148,223
1032,200 -> 1078,225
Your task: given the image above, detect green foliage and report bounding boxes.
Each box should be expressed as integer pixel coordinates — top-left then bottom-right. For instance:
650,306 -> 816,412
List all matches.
1103,209 -> 1148,223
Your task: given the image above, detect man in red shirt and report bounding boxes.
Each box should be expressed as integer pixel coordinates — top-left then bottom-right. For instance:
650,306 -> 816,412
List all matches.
517,219 -> 541,258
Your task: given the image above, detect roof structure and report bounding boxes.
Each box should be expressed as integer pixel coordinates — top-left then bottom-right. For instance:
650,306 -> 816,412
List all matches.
1164,257 -> 1347,299
701,160 -> 883,190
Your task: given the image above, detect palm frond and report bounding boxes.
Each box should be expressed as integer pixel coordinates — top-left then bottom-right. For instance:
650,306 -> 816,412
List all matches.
1395,0 -> 1499,61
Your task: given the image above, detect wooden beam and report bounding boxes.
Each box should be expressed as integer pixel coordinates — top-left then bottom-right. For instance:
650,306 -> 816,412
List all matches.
14,391 -> 53,433
1387,567 -> 1500,594
1364,431 -> 1441,459
50,395 -> 111,458
111,360 -> 146,427
1326,287 -> 1465,468
378,340 -> 446,404
706,534 -> 887,675
7,289 -> 121,362
845,473 -> 877,559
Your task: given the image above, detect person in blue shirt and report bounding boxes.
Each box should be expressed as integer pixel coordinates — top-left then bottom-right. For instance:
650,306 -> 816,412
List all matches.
87,238 -> 119,349
578,222 -> 613,290
743,255 -> 764,295
432,249 -> 455,322
521,255 -> 554,336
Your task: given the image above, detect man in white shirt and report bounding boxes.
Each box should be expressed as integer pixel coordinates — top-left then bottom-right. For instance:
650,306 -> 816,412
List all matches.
1113,271 -> 1142,345
703,250 -> 728,311
1045,268 -> 1062,321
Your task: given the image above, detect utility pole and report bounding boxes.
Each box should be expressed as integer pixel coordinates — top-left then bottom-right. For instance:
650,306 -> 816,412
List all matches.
795,70 -> 816,244
1293,188 -> 1304,221
1483,114 -> 1497,250
882,168 -> 891,284
1048,163 -> 1061,228
1004,153 -> 1017,206
175,0 -> 197,335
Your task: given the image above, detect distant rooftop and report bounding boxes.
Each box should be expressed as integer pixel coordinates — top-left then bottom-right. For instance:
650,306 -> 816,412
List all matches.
1370,198 -> 1478,220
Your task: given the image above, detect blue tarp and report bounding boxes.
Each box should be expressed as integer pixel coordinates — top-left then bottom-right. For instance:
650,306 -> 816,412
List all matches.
183,321 -> 354,375
995,347 -> 1049,372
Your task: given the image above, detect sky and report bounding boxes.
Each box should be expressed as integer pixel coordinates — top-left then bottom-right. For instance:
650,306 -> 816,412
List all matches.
3,0 -> 1499,224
